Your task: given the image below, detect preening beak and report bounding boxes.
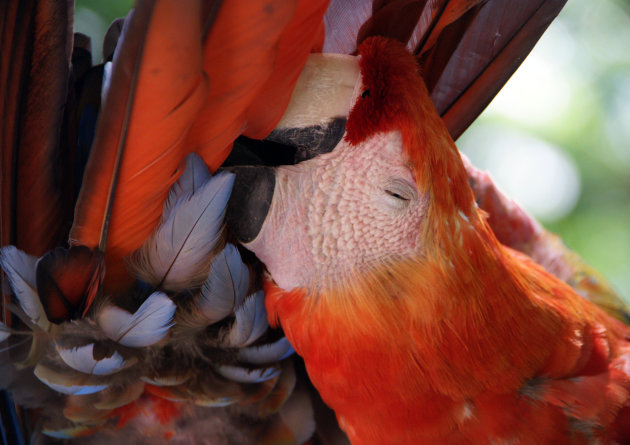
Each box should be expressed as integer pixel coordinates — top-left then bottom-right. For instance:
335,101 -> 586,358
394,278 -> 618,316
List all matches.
225,166 -> 276,243
266,117 -> 346,163
224,53 -> 360,244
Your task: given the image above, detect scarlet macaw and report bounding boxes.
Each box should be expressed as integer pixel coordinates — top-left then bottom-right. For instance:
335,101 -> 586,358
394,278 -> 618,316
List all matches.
236,36 -> 630,444
1,0 -> 627,443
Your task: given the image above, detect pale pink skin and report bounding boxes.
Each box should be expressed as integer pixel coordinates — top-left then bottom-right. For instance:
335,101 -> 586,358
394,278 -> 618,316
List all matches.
245,130 -> 429,292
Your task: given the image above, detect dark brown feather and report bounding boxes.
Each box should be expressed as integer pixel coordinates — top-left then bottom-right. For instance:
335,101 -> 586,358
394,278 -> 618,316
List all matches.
323,0 -> 567,139
0,0 -> 74,256
436,0 -> 568,137
357,0 -> 428,49
72,32 -> 92,81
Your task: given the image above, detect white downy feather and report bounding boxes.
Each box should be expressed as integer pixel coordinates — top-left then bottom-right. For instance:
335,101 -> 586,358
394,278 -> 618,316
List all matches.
133,165 -> 235,291
199,244 -> 250,323
34,364 -> 108,395
238,337 -> 294,365
97,292 -> 175,347
215,365 -> 281,384
0,246 -> 49,330
56,343 -> 127,376
224,291 -> 268,347
0,322 -> 10,342
0,246 -> 50,331
162,153 -> 212,220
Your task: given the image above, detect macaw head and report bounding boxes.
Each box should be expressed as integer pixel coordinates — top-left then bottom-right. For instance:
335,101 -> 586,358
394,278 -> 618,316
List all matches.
228,36 -> 479,298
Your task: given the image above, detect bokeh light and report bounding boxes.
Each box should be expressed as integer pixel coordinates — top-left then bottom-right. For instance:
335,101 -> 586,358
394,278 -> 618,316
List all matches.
459,0 -> 630,302
461,126 -> 581,222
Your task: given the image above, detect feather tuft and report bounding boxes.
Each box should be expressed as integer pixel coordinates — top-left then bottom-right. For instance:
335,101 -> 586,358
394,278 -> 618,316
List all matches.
140,374 -> 190,387
97,291 -> 175,347
199,244 -> 250,323
130,170 -> 235,291
224,291 -> 269,347
41,425 -> 103,440
0,246 -> 49,329
93,382 -> 145,410
56,343 -> 127,376
256,359 -> 297,415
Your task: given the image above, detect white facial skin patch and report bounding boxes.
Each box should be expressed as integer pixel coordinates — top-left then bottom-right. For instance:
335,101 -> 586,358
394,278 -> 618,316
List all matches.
246,131 -> 428,292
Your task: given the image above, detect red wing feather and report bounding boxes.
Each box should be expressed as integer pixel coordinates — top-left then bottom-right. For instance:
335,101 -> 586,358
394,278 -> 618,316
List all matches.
69,0 -> 209,293
242,0 -> 329,140
186,0 -> 328,171
356,0 -> 428,50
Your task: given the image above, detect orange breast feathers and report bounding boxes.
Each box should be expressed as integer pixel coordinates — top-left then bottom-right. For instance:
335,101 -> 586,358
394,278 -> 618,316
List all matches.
266,256 -> 630,444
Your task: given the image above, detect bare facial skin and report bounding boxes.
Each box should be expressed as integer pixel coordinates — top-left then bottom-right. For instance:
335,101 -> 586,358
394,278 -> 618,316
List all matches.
245,131 -> 428,291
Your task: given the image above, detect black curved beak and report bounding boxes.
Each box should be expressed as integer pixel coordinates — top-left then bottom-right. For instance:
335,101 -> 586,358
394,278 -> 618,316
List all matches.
224,165 -> 276,244
222,116 -> 346,244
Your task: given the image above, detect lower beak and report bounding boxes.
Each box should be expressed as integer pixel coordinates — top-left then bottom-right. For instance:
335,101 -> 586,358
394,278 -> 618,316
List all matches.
224,166 -> 276,243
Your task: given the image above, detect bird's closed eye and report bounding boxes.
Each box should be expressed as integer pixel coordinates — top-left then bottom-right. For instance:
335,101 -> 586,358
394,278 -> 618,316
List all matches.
385,189 -> 409,201
381,178 -> 417,211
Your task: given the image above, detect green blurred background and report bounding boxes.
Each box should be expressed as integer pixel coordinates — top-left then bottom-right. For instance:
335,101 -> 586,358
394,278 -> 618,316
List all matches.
75,0 -> 630,303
